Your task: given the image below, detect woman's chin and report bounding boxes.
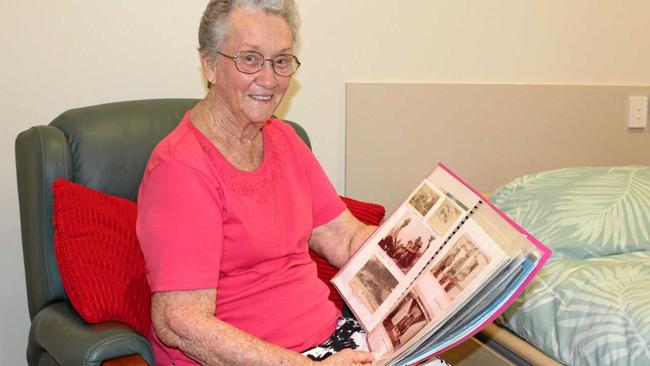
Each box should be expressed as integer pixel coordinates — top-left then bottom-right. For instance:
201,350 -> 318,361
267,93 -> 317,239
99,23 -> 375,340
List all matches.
242,100 -> 282,123
244,111 -> 276,124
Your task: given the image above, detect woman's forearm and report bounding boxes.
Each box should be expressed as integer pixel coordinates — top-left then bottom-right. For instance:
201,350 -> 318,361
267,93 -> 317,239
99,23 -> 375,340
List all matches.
168,316 -> 314,366
309,209 -> 378,269
347,224 -> 377,261
152,290 -> 316,366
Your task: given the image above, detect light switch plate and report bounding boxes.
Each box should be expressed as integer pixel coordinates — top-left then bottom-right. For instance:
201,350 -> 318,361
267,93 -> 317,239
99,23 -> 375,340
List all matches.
628,96 -> 648,128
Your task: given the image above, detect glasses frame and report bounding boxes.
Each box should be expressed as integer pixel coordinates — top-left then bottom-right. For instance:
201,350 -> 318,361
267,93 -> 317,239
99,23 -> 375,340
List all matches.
217,50 -> 301,77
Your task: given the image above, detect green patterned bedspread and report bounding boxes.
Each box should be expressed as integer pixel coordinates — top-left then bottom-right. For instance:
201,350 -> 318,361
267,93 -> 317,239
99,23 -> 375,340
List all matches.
490,166 -> 650,365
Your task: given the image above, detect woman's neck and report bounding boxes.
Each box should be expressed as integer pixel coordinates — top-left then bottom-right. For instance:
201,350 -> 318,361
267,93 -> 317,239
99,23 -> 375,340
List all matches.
201,94 -> 264,142
190,96 -> 266,172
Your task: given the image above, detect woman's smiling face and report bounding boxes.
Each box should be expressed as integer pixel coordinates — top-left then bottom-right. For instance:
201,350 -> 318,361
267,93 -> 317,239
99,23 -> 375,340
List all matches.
207,8 -> 294,124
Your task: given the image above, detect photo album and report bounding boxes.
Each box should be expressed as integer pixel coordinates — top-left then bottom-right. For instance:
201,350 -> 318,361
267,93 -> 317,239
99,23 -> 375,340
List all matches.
332,164 -> 552,366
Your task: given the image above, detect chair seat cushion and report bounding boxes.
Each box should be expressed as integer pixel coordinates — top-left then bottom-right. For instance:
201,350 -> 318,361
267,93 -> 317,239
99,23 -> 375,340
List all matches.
52,179 -> 151,336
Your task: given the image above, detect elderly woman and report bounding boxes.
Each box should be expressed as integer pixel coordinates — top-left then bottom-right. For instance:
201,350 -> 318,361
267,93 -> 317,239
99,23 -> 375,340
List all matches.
136,1 -> 377,365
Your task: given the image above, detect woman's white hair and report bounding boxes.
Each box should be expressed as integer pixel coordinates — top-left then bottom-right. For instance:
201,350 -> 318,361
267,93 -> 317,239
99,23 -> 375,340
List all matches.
199,0 -> 300,60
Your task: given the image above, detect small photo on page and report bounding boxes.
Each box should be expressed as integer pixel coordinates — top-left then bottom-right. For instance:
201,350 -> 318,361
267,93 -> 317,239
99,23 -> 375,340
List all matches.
426,197 -> 463,236
349,255 -> 399,313
430,233 -> 490,300
377,212 -> 435,274
382,290 -> 430,349
408,181 -> 441,217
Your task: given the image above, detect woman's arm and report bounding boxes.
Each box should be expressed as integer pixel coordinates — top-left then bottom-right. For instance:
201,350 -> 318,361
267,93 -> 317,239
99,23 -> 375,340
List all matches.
152,288 -> 374,366
309,209 -> 377,268
152,288 -> 312,366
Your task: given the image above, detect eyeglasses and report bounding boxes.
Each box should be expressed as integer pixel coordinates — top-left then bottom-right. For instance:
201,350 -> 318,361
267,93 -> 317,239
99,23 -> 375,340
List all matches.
217,50 -> 301,77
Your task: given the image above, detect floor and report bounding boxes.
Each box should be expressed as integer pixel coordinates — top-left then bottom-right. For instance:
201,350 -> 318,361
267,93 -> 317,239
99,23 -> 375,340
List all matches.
440,337 -> 515,366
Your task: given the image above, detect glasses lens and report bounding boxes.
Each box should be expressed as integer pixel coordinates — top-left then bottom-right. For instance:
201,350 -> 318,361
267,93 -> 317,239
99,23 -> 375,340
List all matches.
272,55 -> 298,76
235,51 -> 264,73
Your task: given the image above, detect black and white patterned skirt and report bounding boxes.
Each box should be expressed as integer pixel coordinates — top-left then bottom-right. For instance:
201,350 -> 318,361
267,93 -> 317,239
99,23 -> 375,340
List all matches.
301,317 -> 451,365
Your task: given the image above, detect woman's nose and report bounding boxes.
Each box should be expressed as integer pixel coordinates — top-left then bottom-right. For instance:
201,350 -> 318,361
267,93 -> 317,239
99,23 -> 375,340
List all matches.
255,61 -> 279,88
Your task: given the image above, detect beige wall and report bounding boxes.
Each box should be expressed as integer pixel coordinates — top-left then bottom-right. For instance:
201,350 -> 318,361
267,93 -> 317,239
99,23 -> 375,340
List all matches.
346,83 -> 650,212
2,1 -> 650,364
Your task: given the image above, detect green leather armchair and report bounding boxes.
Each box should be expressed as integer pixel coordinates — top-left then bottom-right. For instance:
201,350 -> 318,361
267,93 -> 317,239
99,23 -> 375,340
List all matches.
15,99 -> 311,366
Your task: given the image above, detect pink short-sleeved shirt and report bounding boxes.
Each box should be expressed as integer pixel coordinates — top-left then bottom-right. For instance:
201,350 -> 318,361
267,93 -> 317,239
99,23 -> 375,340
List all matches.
136,113 -> 344,365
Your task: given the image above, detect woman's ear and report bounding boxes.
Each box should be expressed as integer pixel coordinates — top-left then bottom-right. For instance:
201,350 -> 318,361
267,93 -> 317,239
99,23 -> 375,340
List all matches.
199,50 -> 217,85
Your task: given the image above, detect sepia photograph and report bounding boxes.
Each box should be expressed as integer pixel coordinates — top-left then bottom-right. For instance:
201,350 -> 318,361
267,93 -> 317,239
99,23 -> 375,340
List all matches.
430,233 -> 490,300
426,197 -> 463,236
408,182 -> 440,217
377,212 -> 436,274
382,290 -> 430,349
349,255 -> 399,313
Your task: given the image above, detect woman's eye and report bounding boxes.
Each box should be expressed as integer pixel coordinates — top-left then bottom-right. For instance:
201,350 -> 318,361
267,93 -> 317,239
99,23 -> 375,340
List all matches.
274,56 -> 290,67
242,53 -> 260,64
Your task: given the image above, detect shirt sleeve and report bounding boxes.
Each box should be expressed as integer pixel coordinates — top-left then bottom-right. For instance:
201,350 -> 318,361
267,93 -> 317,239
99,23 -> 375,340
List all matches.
283,123 -> 345,228
136,160 -> 223,292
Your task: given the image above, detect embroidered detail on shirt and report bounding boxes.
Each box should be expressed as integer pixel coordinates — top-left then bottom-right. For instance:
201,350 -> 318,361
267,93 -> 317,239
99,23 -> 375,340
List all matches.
197,123 -> 289,204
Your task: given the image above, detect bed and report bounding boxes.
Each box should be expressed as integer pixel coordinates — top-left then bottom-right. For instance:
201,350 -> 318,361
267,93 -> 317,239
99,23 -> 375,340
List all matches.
479,165 -> 650,365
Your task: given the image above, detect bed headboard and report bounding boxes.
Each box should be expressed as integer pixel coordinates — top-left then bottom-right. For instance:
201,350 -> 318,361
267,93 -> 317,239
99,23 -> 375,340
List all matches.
345,83 -> 650,212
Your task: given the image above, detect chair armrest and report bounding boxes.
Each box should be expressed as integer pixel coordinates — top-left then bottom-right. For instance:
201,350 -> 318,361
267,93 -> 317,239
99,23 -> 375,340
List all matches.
30,302 -> 154,366
103,355 -> 150,366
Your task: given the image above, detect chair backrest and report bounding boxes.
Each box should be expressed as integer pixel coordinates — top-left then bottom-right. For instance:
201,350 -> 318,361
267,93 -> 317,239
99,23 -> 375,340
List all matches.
15,98 -> 311,318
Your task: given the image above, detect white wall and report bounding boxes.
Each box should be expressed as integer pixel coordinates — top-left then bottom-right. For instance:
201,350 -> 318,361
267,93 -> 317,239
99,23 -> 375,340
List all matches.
2,1 -> 650,364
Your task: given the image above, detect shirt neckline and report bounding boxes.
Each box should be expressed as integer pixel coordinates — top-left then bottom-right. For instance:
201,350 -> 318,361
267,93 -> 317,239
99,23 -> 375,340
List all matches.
185,112 -> 272,176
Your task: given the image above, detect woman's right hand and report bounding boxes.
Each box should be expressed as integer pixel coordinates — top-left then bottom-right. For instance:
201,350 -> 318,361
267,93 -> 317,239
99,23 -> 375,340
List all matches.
319,348 -> 375,365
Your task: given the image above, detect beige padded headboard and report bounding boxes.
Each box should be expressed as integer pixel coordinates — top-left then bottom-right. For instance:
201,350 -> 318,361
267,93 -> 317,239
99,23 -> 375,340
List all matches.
345,83 -> 650,212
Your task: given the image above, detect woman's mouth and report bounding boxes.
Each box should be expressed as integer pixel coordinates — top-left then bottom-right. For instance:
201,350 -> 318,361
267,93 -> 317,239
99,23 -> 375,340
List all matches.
249,95 -> 273,102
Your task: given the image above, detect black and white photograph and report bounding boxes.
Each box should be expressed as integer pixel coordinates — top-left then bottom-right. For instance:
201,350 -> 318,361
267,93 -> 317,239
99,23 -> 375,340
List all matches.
408,182 -> 440,217
426,197 -> 463,236
382,291 -> 430,349
377,212 -> 435,274
349,255 -> 400,313
430,233 -> 490,300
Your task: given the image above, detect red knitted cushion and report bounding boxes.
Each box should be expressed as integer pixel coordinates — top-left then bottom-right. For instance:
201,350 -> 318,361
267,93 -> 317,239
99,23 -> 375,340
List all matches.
310,196 -> 386,310
52,179 -> 151,336
340,196 -> 386,227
